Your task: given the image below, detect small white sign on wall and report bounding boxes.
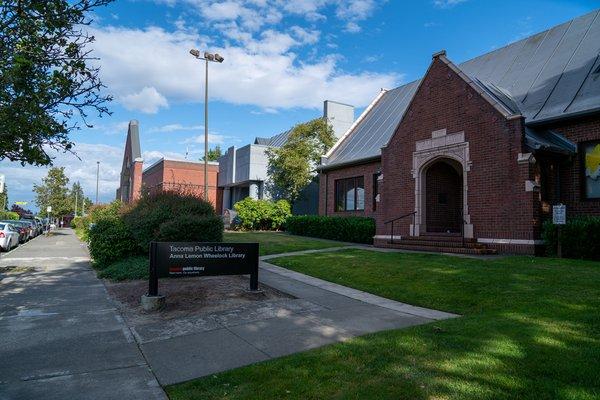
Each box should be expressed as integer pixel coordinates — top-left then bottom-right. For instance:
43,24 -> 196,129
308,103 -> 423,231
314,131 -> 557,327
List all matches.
552,204 -> 566,225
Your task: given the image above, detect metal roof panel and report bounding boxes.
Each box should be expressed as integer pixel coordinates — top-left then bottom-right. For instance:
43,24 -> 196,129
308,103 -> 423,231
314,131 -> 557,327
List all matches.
325,9 -> 600,167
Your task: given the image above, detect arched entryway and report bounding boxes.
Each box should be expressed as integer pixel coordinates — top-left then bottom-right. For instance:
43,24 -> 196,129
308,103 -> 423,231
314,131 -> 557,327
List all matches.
423,158 -> 463,233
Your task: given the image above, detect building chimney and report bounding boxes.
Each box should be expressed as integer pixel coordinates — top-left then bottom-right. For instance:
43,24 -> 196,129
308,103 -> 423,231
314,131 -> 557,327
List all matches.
323,100 -> 354,138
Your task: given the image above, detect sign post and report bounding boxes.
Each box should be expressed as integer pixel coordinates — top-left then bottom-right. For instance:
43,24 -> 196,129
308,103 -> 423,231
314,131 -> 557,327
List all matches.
143,241 -> 260,311
552,204 -> 566,258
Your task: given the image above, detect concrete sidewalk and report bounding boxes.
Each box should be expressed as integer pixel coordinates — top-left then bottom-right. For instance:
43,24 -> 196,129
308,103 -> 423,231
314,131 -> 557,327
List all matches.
0,230 -> 166,400
134,251 -> 457,386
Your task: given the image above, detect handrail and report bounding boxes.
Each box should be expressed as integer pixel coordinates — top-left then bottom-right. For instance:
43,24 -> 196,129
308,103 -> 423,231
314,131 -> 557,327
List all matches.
384,211 -> 416,225
385,211 -> 417,244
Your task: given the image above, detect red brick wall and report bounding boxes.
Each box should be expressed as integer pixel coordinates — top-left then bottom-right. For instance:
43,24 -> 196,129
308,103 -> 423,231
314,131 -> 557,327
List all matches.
319,57 -> 600,254
545,115 -> 600,216
379,57 -> 538,246
318,161 -> 381,218
141,160 -> 221,211
129,161 -> 143,202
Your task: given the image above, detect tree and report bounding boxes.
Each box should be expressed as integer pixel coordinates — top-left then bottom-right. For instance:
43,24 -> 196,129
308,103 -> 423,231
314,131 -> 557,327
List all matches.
201,145 -> 222,162
266,118 -> 335,203
11,203 -> 33,216
0,184 -> 7,210
69,181 -> 92,216
33,167 -> 71,217
0,0 -> 113,166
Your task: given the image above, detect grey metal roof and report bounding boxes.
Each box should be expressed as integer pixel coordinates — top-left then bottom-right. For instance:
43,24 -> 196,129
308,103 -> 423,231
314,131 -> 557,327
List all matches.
128,120 -> 141,159
325,9 -> 600,167
525,127 -> 577,154
254,128 -> 292,147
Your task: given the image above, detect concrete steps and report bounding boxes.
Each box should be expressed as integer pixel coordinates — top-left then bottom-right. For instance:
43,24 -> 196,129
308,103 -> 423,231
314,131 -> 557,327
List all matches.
385,234 -> 497,255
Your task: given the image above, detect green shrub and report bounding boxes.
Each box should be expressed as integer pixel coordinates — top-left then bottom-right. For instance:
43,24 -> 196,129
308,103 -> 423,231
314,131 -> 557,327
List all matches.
88,218 -> 137,268
158,215 -> 224,242
97,256 -> 149,281
71,216 -> 81,229
88,200 -> 124,222
122,191 -> 218,252
77,201 -> 124,242
542,216 -> 600,260
233,198 -> 291,230
0,211 -> 19,220
285,215 -> 375,244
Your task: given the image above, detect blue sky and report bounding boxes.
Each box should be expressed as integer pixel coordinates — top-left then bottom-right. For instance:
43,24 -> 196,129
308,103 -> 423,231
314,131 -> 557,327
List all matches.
1,0 -> 598,210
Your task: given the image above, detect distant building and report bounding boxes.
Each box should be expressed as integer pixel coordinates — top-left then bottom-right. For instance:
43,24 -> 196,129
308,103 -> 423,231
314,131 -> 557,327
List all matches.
142,158 -> 220,211
116,121 -> 221,212
218,100 -> 354,213
318,10 -> 600,255
116,121 -> 143,203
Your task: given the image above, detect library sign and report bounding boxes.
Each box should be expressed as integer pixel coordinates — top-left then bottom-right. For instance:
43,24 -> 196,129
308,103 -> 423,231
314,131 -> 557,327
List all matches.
147,241 -> 259,296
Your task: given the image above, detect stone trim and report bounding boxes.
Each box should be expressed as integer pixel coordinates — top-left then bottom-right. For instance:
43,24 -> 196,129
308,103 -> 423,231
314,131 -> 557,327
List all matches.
412,131 -> 473,238
477,238 -> 544,245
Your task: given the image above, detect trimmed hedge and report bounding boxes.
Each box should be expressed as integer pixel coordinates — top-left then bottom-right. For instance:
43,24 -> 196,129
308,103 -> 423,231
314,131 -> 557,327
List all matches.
122,191 -> 218,252
542,216 -> 600,260
88,218 -> 137,268
158,215 -> 224,242
233,198 -> 291,231
285,215 -> 375,244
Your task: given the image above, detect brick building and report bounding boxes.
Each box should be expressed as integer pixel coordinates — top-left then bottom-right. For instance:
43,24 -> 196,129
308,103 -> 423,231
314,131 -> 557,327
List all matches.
318,10 -> 600,255
116,120 -> 222,212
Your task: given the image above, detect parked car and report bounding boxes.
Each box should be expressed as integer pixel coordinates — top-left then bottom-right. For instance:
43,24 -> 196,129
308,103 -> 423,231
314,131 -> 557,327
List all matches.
21,214 -> 41,236
0,223 -> 20,251
1,220 -> 30,243
18,220 -> 36,239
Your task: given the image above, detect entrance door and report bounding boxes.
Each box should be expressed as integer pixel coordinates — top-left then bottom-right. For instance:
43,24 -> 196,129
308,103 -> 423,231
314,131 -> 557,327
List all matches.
425,160 -> 463,233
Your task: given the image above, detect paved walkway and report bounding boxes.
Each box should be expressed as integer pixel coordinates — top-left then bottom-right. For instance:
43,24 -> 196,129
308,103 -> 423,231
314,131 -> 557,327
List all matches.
134,249 -> 457,385
0,230 -> 166,400
0,230 -> 459,394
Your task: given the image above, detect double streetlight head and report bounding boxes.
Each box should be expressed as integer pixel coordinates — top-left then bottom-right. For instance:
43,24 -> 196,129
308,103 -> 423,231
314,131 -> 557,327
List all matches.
189,49 -> 224,63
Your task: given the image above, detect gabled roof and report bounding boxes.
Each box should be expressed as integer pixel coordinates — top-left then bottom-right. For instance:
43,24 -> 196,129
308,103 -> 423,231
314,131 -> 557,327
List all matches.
325,9 -> 600,168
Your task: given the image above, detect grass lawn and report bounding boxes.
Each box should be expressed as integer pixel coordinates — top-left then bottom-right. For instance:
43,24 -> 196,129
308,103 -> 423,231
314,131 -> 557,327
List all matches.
167,250 -> 600,400
223,231 -> 347,256
95,232 -> 346,280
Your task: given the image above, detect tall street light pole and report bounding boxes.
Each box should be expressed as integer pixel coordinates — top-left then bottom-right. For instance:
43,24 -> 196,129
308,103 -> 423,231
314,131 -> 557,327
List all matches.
96,161 -> 100,204
189,49 -> 224,202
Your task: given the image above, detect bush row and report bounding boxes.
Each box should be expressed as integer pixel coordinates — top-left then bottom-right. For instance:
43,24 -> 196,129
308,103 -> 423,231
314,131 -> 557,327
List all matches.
233,197 -> 290,231
285,215 -> 375,244
0,211 -> 20,220
542,216 -> 600,260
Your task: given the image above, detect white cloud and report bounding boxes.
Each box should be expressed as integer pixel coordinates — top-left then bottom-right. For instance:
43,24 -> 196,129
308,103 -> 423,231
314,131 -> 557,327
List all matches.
90,25 -> 401,110
433,0 -> 467,9
120,86 -> 169,114
344,22 -> 361,33
0,143 -> 124,207
181,133 -> 228,145
147,124 -> 204,133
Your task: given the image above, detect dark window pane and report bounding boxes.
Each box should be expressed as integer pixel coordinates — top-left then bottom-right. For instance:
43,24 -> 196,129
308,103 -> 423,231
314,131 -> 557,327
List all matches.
335,180 -> 344,211
346,179 -> 355,210
373,174 -> 378,211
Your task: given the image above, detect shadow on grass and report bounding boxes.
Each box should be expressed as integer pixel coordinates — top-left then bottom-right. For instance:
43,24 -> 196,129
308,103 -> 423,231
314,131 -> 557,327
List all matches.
168,251 -> 600,399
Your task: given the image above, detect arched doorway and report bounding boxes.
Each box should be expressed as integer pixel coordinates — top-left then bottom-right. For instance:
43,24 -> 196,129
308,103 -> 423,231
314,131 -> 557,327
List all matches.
424,159 -> 463,233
